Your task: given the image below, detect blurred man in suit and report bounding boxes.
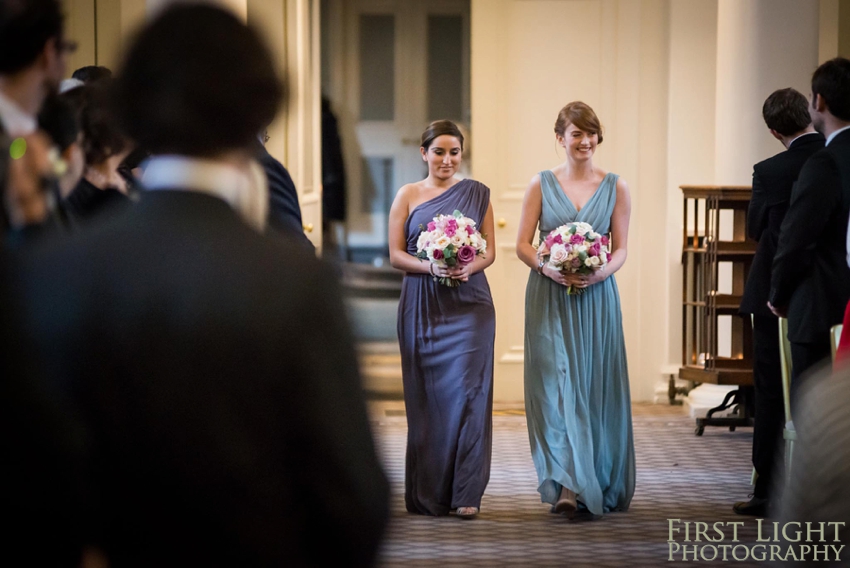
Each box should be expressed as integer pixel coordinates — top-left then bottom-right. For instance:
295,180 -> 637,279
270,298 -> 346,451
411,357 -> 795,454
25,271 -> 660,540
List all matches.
257,131 -> 314,248
8,4 -> 388,566
770,58 -> 850,406
777,364 -> 850,565
736,89 -> 824,517
0,0 -> 72,234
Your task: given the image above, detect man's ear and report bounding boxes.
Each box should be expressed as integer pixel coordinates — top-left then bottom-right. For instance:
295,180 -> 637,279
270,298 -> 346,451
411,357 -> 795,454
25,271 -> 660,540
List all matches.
768,128 -> 783,141
812,92 -> 827,113
38,37 -> 58,71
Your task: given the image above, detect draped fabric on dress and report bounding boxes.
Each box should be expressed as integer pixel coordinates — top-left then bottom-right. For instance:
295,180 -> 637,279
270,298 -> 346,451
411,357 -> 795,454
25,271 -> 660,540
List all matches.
398,178 -> 495,516
524,170 -> 635,516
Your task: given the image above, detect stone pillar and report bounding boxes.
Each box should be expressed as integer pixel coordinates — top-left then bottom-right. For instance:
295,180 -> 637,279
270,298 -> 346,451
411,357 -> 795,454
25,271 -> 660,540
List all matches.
686,0 -> 819,419
714,0 -> 819,185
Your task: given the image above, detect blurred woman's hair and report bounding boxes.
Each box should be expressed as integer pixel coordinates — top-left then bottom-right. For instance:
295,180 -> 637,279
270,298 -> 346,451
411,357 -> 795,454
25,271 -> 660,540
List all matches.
37,92 -> 81,152
421,120 -> 464,151
113,4 -> 283,157
554,101 -> 604,144
66,82 -> 129,166
71,65 -> 112,84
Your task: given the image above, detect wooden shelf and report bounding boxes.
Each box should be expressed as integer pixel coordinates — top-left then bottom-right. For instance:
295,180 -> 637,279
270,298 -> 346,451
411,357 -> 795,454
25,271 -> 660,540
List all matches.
679,365 -> 754,386
680,184 -> 754,388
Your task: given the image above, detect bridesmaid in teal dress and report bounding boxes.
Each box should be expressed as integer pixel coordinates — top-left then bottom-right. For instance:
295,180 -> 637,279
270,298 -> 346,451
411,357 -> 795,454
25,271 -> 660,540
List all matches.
516,101 -> 635,517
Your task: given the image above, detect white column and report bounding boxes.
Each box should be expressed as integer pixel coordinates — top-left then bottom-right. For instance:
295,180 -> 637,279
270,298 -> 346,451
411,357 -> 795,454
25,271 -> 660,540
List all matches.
686,0 -> 819,418
714,0 -> 819,185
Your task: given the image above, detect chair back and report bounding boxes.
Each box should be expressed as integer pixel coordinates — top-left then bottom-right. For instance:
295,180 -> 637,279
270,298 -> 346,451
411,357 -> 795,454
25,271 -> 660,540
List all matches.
831,323 -> 843,362
778,317 -> 793,424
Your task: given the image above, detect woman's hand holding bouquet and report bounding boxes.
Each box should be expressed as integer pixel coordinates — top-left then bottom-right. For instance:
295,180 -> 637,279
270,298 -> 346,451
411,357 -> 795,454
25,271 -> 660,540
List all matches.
537,222 -> 611,295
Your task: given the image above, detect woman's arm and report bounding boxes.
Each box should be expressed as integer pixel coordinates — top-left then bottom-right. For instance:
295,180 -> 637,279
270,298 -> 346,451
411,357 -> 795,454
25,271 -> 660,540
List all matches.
388,185 -> 431,275
516,174 -> 543,269
515,174 -> 571,286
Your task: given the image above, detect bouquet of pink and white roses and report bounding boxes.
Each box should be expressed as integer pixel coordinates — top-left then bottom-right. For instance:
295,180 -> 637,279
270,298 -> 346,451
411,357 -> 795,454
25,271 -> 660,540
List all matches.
537,221 -> 611,295
416,210 -> 487,287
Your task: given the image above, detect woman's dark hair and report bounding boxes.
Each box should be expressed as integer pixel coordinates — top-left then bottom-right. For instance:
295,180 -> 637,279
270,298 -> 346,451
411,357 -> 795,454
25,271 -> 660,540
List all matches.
811,57 -> 850,122
38,92 -> 81,152
70,82 -> 128,166
0,0 -> 64,75
421,120 -> 464,151
762,88 -> 811,136
113,4 -> 283,157
71,65 -> 112,84
554,101 -> 604,144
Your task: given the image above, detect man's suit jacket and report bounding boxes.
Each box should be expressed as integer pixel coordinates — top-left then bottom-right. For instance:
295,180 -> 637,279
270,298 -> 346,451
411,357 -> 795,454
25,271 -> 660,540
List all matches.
740,133 -> 825,316
9,190 -> 388,567
770,129 -> 850,343
257,145 -> 314,249
0,249 -> 93,567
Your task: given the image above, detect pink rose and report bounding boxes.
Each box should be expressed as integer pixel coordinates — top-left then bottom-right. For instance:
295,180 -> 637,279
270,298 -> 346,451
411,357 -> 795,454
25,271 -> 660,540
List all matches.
537,242 -> 550,257
432,249 -> 444,260
457,245 -> 476,265
549,245 -> 569,265
606,252 -> 612,262
589,243 -> 601,256
552,234 -> 563,245
571,257 -> 582,268
570,233 -> 584,245
466,225 -> 475,235
445,220 -> 457,237
427,221 -> 436,231
600,235 -> 609,246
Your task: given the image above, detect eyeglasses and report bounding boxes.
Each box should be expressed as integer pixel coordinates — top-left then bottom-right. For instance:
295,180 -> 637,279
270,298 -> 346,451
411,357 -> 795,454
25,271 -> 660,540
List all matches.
57,39 -> 78,54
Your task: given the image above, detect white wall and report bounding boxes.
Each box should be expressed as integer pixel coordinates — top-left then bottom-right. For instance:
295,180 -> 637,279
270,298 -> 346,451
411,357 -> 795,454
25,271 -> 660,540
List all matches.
472,0 -> 679,402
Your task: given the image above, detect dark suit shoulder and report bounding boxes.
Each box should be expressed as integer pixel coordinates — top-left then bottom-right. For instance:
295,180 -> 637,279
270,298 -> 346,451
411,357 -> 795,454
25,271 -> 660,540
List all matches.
753,135 -> 824,175
796,146 -> 837,177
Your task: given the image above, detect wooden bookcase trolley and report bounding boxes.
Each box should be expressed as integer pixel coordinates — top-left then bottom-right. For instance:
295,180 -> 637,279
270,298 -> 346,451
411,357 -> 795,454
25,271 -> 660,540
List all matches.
679,185 -> 755,436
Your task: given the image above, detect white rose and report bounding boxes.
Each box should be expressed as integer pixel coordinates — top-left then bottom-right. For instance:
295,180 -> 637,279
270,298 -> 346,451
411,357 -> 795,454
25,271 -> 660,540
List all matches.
416,232 -> 429,251
574,222 -> 593,235
589,256 -> 601,266
430,229 -> 442,241
549,243 -> 569,265
434,235 -> 451,249
450,233 -> 465,247
584,257 -> 593,267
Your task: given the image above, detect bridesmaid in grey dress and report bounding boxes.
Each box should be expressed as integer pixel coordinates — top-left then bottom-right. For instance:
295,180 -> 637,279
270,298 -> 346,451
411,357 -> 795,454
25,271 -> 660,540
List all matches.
515,102 -> 635,518
388,120 -> 496,519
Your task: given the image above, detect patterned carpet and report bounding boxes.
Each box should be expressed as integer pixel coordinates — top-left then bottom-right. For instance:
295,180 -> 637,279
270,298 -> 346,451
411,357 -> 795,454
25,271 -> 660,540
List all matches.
368,402 -> 769,568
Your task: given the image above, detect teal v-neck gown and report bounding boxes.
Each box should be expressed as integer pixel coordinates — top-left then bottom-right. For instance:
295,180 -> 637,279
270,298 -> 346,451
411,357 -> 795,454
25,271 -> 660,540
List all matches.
524,170 -> 635,516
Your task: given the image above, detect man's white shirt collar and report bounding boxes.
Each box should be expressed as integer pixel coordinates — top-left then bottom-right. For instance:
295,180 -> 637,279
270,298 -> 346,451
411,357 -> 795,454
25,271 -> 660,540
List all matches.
140,155 -> 269,232
826,125 -> 850,146
787,131 -> 818,148
0,89 -> 37,136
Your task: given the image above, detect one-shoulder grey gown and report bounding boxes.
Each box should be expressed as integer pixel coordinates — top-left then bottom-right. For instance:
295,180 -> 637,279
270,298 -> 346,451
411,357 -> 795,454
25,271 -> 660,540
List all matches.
398,178 -> 495,516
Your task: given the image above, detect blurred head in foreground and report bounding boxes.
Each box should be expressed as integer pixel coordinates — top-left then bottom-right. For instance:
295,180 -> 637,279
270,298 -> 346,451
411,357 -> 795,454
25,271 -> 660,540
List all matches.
113,3 -> 283,159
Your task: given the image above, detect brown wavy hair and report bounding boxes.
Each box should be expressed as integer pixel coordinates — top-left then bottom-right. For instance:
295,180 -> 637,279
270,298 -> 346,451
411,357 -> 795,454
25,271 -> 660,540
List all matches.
554,101 -> 603,144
